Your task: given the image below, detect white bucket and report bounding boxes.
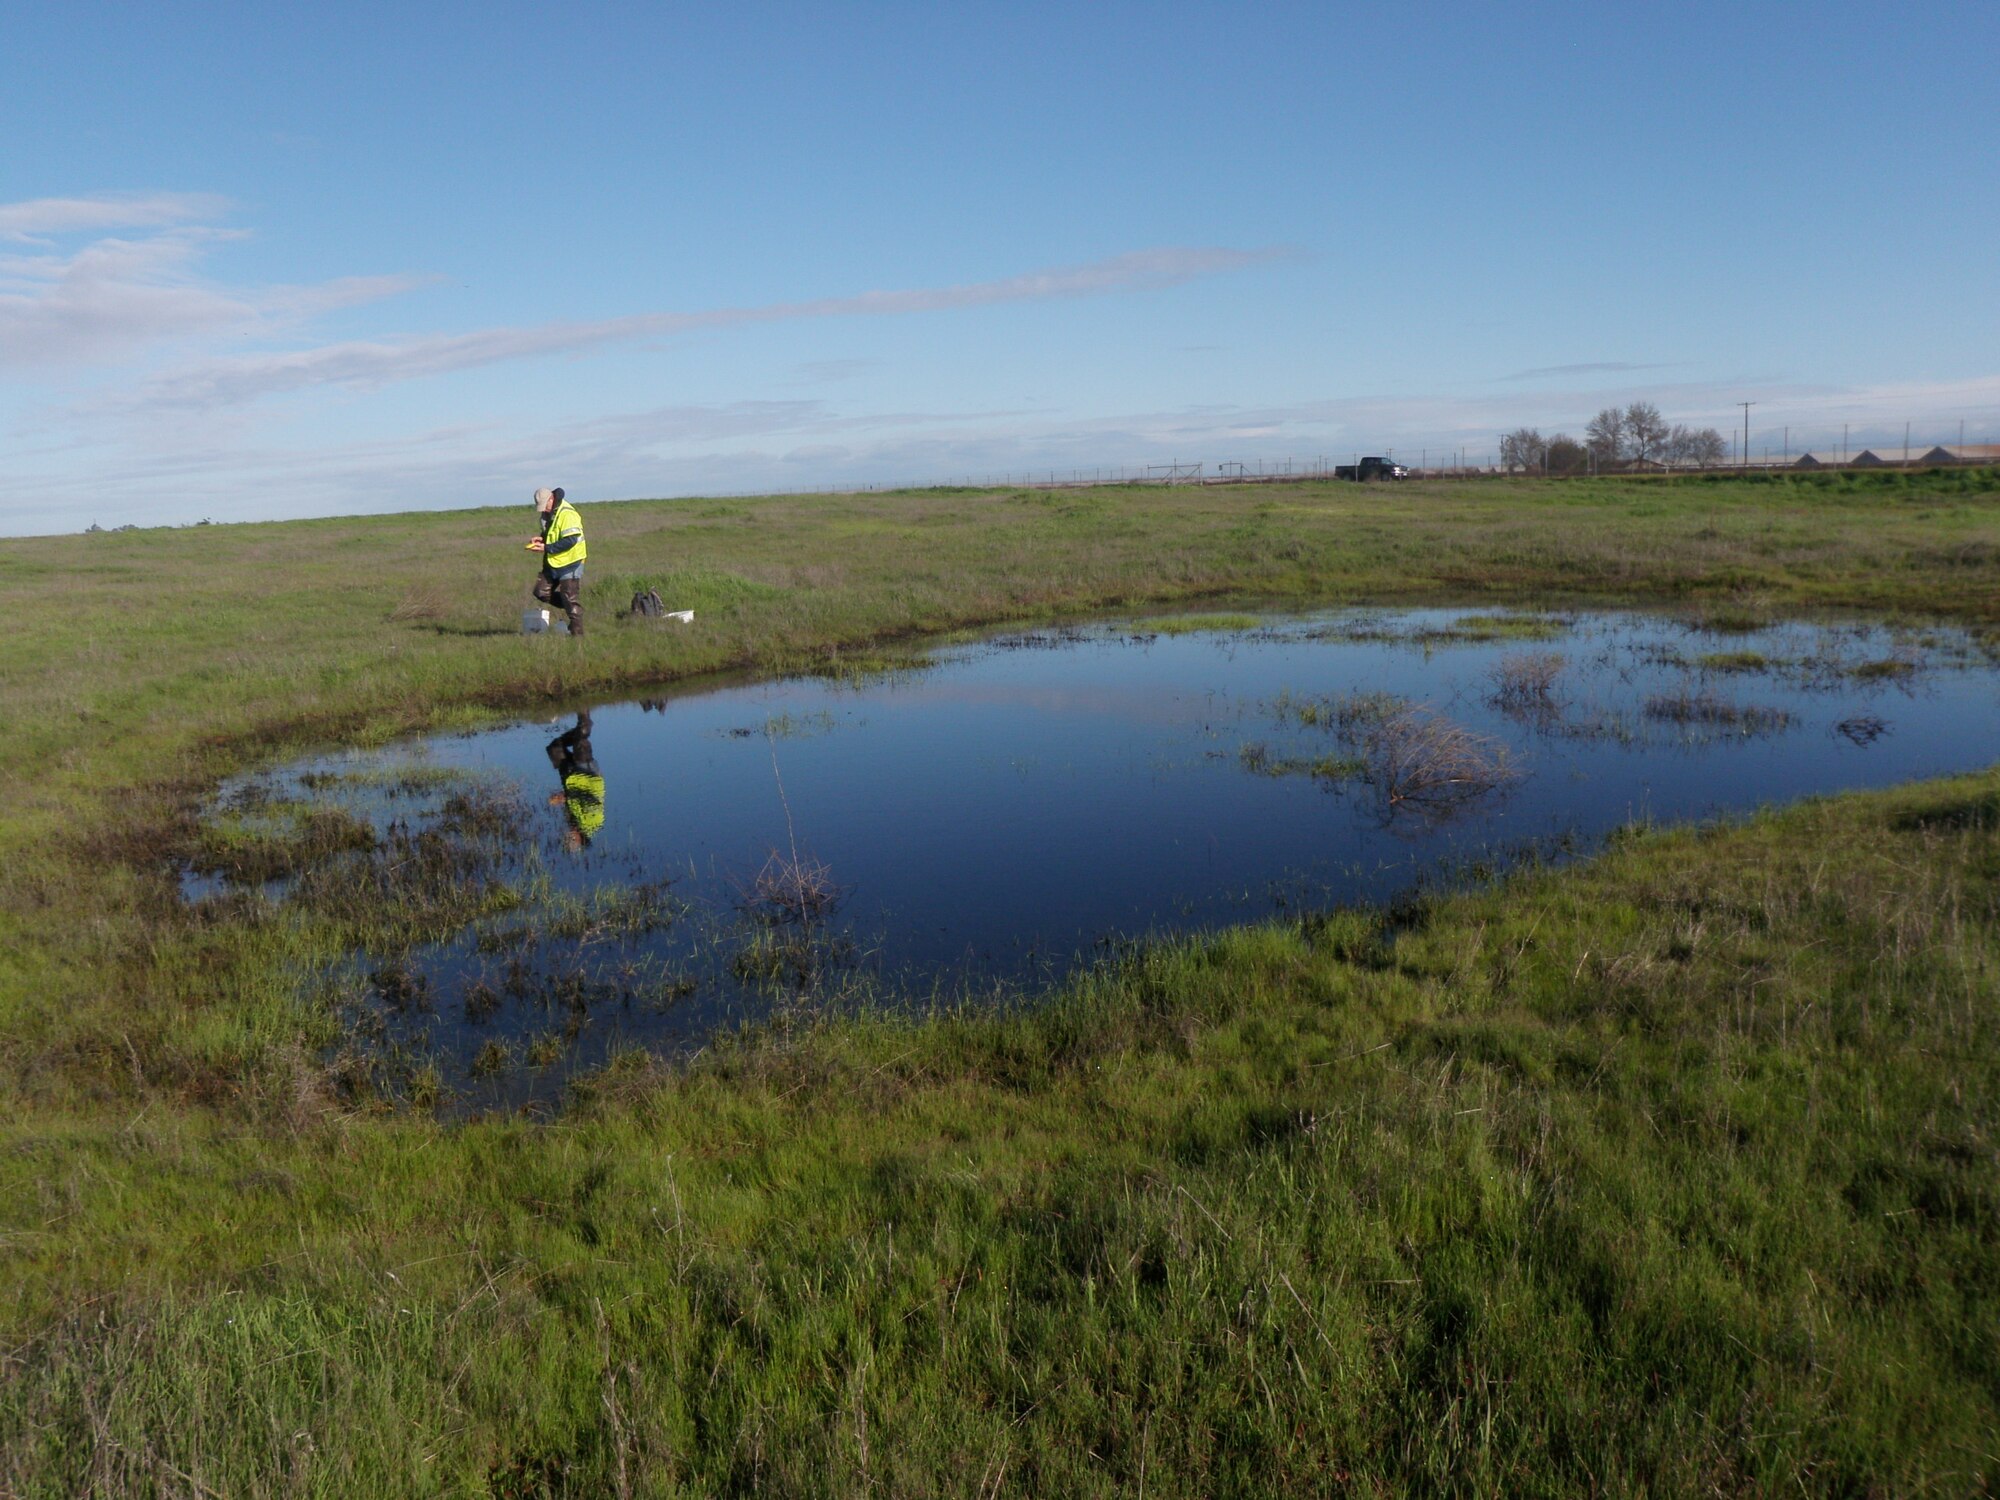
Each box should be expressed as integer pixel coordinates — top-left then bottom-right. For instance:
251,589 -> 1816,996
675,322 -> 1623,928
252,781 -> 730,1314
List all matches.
666,609 -> 695,623
522,608 -> 551,634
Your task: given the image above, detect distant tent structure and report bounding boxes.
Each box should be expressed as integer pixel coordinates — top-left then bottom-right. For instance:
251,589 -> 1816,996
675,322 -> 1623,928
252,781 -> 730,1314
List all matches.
1918,443 -> 2000,465
1849,449 -> 1894,467
1790,452 -> 1845,469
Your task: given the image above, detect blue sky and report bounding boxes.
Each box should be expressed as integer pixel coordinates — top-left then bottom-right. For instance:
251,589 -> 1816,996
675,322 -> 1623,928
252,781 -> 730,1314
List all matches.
5,0 -> 1997,532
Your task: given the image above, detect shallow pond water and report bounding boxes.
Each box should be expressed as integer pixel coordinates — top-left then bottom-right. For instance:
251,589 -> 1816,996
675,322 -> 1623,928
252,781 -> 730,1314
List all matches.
190,608 -> 2000,1110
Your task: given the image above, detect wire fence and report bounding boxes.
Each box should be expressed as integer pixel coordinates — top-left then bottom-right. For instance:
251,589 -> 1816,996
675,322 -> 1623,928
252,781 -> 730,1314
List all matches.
700,443 -> 1998,499
677,421 -> 1998,500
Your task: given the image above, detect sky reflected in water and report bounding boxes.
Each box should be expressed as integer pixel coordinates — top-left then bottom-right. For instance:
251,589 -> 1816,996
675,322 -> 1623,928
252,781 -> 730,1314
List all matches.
190,608 -> 2000,1110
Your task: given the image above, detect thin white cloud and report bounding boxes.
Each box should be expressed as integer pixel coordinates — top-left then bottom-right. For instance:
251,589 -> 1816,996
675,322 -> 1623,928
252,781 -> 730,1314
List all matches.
0,192 -> 230,242
16,395 -> 1025,527
0,193 -> 428,371
790,358 -> 884,385
123,245 -> 1295,411
17,303 -> 1998,534
0,229 -> 259,367
1495,360 -> 1677,382
264,274 -> 440,319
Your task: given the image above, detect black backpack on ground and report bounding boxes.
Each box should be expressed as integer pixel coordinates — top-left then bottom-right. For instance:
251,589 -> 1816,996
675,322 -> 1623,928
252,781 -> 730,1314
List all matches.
631,588 -> 665,618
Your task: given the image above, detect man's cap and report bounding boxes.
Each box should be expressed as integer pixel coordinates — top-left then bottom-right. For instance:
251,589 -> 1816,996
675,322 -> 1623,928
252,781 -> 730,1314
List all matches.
552,487 -> 565,501
533,487 -> 554,506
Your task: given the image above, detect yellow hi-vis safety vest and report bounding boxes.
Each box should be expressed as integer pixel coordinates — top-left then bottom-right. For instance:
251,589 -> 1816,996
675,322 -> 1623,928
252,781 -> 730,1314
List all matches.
542,501 -> 587,569
563,772 -> 605,839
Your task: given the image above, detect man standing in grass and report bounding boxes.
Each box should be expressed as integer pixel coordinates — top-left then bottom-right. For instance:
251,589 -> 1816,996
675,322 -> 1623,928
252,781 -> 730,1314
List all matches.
528,486 -> 587,636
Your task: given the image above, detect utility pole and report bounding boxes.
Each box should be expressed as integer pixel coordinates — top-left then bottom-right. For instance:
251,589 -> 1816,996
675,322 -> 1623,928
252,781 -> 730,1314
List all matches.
1738,402 -> 1755,470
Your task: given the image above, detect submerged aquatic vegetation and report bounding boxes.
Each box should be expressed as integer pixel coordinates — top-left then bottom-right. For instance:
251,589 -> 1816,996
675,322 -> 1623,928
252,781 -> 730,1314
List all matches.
720,709 -> 839,740
1308,612 -> 1570,648
190,802 -> 378,887
182,605 -> 2000,1114
1643,687 -> 1796,735
1236,741 -> 1367,784
800,641 -> 938,687
1487,651 -> 1568,715
991,626 -> 1092,650
730,925 -> 859,989
1271,688 -> 1518,815
1541,701 -> 1646,746
524,1031 -> 568,1067
1849,655 -> 1920,681
368,961 -> 432,1014
1833,713 -> 1893,746
1271,687 -> 1409,732
1695,649 -> 1771,673
474,881 -> 681,952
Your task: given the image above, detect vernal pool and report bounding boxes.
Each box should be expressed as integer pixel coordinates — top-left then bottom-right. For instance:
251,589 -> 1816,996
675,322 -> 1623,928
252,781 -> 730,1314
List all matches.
188,608 -> 2000,1111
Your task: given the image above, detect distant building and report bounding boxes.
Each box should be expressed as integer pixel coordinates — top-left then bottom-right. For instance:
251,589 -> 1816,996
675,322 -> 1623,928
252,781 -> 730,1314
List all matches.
1756,443 -> 1998,471
1917,444 -> 2000,465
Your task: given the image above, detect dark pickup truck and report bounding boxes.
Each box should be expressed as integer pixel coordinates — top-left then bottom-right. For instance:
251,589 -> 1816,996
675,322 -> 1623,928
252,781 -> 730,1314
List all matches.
1333,456 -> 1408,481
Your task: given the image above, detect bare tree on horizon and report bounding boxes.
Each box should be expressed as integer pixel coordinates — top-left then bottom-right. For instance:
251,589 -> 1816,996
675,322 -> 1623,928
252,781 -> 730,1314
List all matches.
1586,407 -> 1626,464
1624,402 -> 1669,465
1500,427 -> 1547,473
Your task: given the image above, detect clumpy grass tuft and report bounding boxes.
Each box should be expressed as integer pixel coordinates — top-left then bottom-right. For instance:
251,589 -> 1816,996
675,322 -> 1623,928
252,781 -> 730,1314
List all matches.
1488,651 -> 1567,714
1237,741 -> 1367,783
1644,686 -> 1795,734
1272,687 -> 1408,732
1130,612 -> 1263,635
1447,611 -> 1569,641
1364,706 -> 1518,809
1696,649 -> 1770,672
1850,655 -> 1919,681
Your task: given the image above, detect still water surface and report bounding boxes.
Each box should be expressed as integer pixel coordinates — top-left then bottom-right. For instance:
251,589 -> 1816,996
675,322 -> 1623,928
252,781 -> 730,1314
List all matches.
192,608 -> 2000,1108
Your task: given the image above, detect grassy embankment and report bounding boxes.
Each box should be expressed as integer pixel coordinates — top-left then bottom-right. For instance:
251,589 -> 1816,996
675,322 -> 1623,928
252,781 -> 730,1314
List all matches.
2,470 -> 1997,1493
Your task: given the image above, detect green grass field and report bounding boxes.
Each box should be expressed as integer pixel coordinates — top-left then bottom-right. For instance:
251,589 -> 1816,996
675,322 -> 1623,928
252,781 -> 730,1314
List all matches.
3,470 -> 1998,1495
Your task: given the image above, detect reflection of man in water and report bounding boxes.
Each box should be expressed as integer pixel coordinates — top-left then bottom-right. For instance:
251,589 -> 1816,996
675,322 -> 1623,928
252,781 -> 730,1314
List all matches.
546,712 -> 605,851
